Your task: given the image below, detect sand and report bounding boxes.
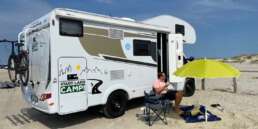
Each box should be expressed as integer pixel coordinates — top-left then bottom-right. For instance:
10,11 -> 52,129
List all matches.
0,63 -> 258,129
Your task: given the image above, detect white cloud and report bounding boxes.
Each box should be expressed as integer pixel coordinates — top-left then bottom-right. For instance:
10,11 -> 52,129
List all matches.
173,0 -> 258,26
194,0 -> 257,12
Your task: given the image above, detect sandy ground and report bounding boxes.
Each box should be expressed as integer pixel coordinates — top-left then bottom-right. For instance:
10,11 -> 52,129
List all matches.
0,63 -> 258,129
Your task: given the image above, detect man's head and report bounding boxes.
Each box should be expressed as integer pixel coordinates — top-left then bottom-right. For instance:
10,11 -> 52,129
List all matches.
158,72 -> 166,81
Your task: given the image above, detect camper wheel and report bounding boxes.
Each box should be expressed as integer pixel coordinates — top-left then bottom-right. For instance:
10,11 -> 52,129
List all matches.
103,90 -> 128,118
183,78 -> 196,97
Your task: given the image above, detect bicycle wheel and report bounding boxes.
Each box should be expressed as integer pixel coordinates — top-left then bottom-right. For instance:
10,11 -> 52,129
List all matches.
19,54 -> 29,85
8,55 -> 17,83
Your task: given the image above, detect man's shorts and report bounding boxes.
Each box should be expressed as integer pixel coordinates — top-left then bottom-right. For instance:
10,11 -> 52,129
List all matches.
162,90 -> 177,100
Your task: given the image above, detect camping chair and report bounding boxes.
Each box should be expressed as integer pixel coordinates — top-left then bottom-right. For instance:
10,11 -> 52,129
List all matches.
136,90 -> 171,126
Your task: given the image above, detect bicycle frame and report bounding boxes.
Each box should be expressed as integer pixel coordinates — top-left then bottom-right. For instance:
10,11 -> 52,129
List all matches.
0,39 -> 29,84
0,39 -> 18,55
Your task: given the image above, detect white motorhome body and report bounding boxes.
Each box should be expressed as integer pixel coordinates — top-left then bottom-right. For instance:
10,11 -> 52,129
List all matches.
143,15 -> 197,85
19,8 -> 196,117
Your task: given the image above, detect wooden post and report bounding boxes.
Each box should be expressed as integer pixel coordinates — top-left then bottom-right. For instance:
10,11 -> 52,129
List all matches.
201,79 -> 205,90
233,77 -> 237,93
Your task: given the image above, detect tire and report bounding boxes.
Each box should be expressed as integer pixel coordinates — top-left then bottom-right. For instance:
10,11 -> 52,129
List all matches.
19,68 -> 29,86
7,55 -> 17,83
183,78 -> 196,97
103,91 -> 128,118
19,54 -> 29,86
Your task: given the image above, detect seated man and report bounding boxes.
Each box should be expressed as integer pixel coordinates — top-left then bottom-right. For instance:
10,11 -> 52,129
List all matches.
153,72 -> 183,114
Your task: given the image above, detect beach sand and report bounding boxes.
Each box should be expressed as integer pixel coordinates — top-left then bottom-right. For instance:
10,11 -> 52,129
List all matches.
0,63 -> 258,129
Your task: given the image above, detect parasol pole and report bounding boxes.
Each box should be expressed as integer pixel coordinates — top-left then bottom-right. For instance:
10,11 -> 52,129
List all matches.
233,77 -> 237,93
201,78 -> 205,90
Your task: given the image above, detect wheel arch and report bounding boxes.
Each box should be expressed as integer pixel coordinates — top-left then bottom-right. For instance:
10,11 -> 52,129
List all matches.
101,84 -> 130,104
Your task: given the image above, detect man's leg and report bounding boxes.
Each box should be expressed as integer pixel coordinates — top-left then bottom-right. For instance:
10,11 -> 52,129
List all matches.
174,91 -> 183,113
165,90 -> 183,113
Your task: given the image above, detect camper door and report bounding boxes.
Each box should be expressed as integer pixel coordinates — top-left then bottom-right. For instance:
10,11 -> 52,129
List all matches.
168,34 -> 184,83
29,28 -> 50,94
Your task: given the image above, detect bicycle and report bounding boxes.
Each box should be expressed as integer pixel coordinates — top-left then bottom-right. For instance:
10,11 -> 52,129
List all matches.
0,39 -> 29,85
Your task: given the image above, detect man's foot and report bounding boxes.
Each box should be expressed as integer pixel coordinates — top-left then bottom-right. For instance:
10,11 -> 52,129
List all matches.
174,107 -> 184,115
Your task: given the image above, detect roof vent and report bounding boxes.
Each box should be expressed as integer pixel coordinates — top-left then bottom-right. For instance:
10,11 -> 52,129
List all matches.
109,28 -> 124,39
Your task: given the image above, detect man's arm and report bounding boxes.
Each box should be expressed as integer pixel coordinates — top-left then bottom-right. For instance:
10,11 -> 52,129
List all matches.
154,82 -> 169,94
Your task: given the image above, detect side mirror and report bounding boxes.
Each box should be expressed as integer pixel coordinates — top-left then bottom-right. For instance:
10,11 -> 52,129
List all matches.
183,56 -> 195,64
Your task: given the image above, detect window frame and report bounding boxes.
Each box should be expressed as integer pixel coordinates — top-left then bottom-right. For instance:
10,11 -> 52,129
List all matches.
133,39 -> 157,60
175,24 -> 185,36
133,39 -> 151,56
59,18 -> 83,37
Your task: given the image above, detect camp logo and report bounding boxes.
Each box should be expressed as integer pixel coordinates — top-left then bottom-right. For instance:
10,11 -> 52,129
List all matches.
75,64 -> 81,71
87,79 -> 103,94
60,79 -> 85,94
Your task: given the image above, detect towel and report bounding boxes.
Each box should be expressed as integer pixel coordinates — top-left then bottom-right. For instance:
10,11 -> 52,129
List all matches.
180,105 -> 221,123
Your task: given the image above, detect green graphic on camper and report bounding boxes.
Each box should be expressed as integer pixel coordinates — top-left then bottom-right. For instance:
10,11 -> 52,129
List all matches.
60,80 -> 86,94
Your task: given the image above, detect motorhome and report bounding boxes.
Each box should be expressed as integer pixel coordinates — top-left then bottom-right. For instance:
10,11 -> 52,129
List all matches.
19,8 -> 196,118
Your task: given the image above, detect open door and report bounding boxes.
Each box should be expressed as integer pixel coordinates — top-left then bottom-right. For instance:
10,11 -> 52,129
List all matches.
157,33 -> 184,82
157,33 -> 169,79
58,57 -> 87,114
168,34 -> 184,82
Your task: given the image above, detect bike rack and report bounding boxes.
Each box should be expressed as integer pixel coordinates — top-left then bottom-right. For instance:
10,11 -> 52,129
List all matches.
0,39 -> 16,66
0,39 -> 29,85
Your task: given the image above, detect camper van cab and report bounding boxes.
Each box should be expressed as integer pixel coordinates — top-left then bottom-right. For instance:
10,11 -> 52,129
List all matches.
19,8 -> 196,117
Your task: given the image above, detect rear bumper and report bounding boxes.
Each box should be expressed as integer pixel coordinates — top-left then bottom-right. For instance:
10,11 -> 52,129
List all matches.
32,102 -> 88,115
32,104 -> 57,114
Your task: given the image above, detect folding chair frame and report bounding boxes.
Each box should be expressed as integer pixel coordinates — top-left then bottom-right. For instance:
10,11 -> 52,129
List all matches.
136,91 -> 171,126
145,101 -> 170,126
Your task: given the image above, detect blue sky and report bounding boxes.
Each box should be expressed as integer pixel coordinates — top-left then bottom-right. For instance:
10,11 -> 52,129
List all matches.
0,0 -> 258,64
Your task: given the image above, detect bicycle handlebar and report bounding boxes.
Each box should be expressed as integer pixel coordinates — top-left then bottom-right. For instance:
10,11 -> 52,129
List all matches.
0,39 -> 18,43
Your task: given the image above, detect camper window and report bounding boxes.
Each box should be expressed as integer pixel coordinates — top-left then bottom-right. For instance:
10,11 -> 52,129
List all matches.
133,40 -> 156,59
175,24 -> 185,36
59,18 -> 83,37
